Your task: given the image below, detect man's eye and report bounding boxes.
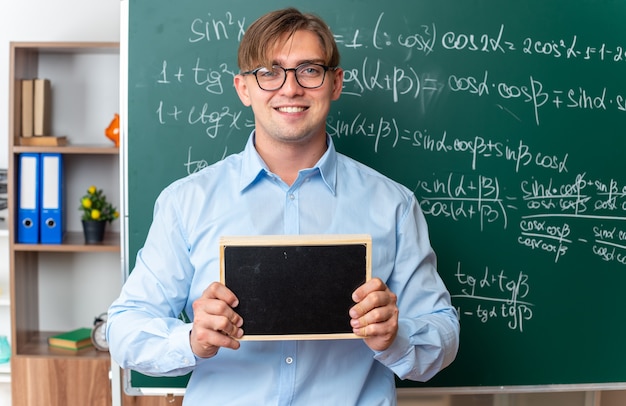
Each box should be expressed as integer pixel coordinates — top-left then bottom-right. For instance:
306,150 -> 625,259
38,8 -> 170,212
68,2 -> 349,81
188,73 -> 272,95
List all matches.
299,65 -> 322,76
259,69 -> 278,78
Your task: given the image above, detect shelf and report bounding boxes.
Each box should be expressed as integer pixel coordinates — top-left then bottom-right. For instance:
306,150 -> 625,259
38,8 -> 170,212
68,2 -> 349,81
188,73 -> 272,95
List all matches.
10,41 -> 119,53
16,331 -> 109,359
12,144 -> 118,154
13,231 -> 120,252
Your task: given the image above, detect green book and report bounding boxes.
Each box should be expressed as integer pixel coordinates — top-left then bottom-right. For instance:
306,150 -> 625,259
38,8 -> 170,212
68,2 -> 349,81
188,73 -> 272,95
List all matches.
48,327 -> 93,351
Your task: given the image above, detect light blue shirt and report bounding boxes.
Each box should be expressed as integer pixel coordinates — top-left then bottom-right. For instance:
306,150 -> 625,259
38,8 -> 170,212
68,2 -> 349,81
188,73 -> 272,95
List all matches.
108,133 -> 459,406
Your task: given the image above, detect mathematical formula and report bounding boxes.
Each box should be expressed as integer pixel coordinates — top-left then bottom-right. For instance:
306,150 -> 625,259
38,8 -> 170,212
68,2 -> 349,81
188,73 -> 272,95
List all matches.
155,55 -> 626,129
187,11 -> 626,64
134,6 -> 626,337
452,263 -> 533,332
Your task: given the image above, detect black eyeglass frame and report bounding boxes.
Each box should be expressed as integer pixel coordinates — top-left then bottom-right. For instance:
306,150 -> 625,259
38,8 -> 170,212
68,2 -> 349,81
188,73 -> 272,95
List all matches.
241,63 -> 338,91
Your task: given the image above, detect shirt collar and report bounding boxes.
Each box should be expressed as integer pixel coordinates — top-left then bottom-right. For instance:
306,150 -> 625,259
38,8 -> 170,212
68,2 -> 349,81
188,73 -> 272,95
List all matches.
239,131 -> 337,195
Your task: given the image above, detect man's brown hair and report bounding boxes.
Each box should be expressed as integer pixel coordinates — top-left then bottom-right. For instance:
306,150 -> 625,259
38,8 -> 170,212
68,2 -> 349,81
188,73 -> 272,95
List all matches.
238,8 -> 340,71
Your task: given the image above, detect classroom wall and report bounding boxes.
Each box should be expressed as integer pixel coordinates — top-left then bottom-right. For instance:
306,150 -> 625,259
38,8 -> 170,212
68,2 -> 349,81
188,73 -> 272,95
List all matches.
0,0 -> 121,169
0,0 -> 123,334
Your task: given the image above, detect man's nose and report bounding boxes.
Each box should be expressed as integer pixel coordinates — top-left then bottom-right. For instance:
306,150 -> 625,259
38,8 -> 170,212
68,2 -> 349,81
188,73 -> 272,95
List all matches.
281,69 -> 304,93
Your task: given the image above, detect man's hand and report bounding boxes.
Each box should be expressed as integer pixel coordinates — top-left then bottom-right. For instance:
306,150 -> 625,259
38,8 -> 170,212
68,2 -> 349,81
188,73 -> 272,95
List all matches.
190,282 -> 244,358
350,278 -> 399,352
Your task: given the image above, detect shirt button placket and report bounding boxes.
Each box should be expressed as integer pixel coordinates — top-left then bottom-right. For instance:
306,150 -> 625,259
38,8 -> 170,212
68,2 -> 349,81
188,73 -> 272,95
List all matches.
276,342 -> 297,405
284,189 -> 299,234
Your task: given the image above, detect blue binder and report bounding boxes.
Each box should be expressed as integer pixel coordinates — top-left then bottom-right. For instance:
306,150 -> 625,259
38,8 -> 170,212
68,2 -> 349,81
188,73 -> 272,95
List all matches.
17,153 -> 40,243
40,153 -> 64,244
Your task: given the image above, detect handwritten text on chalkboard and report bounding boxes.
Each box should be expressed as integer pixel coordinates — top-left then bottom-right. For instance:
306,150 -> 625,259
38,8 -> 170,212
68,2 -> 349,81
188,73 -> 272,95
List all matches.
145,9 -> 626,334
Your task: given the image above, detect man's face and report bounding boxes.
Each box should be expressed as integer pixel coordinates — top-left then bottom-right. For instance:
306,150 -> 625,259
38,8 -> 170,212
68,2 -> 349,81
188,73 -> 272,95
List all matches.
234,30 -> 343,146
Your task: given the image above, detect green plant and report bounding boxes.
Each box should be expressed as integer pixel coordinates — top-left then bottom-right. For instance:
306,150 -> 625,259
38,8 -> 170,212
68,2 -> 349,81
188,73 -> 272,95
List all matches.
79,185 -> 119,223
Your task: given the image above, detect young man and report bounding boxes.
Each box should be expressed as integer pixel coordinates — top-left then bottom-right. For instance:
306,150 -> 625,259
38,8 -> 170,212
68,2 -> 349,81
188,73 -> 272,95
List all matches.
108,7 -> 459,405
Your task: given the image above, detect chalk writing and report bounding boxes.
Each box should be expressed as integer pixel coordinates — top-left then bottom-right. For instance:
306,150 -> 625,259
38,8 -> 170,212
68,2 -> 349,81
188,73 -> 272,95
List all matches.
517,219 -> 571,263
441,24 -> 515,54
592,225 -> 626,265
519,174 -> 626,263
328,113 -> 570,174
184,146 -> 209,175
334,12 -> 626,64
183,10 -> 626,66
157,59 -> 237,93
416,174 -> 511,231
188,12 -> 246,43
522,36 -> 626,62
452,262 -> 533,332
144,8 -> 626,274
155,103 -> 244,138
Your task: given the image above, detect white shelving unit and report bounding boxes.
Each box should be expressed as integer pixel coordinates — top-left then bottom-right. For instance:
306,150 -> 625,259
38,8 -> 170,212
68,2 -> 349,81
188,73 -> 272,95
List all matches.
0,363 -> 9,384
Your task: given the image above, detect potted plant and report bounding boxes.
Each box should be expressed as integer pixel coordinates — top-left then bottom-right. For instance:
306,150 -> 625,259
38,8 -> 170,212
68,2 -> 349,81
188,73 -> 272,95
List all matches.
79,185 -> 119,244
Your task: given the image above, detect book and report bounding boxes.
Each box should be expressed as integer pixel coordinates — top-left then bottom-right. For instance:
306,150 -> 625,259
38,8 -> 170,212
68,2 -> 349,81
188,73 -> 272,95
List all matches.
21,79 -> 34,138
48,327 -> 93,351
34,78 -> 52,136
18,135 -> 67,147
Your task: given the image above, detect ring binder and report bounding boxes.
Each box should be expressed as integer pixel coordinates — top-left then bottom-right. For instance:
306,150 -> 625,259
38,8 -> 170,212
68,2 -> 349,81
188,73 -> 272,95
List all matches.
40,153 -> 64,244
17,153 -> 40,243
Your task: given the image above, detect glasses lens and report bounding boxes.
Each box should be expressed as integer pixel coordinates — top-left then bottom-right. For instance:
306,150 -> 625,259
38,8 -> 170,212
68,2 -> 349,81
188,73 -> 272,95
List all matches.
295,64 -> 326,88
255,66 -> 285,90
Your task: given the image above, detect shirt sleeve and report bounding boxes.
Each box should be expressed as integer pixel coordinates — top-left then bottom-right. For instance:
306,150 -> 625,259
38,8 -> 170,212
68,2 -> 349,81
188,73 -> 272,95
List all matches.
373,195 -> 460,382
107,187 -> 198,377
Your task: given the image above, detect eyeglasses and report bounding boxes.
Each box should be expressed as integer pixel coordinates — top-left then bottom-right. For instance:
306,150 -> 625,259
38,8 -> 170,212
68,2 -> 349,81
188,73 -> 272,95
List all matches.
241,63 -> 337,91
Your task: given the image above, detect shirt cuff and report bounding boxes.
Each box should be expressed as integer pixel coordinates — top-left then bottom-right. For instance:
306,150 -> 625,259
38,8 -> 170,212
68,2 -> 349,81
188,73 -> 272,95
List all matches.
372,321 -> 412,369
169,323 -> 197,368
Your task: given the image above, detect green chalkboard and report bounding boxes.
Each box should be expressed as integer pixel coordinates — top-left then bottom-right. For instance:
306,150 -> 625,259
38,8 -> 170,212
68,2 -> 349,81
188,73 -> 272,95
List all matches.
123,0 -> 626,394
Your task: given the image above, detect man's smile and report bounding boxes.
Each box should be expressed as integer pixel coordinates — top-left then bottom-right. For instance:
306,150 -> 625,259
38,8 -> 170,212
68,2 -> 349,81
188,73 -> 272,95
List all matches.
276,106 -> 307,113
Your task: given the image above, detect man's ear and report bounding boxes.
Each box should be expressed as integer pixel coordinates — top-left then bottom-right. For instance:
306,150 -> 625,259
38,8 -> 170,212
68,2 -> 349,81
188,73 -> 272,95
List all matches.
234,74 -> 252,106
330,67 -> 344,101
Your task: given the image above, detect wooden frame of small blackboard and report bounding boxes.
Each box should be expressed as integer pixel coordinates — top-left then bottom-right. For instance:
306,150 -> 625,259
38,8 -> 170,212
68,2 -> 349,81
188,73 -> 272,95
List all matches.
220,234 -> 372,341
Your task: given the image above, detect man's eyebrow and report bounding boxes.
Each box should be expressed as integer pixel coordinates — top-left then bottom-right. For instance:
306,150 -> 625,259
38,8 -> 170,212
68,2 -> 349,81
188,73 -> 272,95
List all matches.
270,58 -> 326,67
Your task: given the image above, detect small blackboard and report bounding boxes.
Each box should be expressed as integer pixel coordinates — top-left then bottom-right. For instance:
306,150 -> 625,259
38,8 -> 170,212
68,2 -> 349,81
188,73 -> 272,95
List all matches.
220,234 -> 372,340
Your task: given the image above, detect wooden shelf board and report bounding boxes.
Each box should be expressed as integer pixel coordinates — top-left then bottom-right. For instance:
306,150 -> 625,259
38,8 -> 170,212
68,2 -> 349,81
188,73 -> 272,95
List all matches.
12,144 -> 119,155
11,41 -> 119,53
13,231 -> 120,252
16,331 -> 109,359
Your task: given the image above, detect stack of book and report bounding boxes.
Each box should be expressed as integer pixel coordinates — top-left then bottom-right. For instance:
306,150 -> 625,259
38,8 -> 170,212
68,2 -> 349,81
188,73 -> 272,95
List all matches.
19,78 -> 67,146
48,327 -> 93,351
